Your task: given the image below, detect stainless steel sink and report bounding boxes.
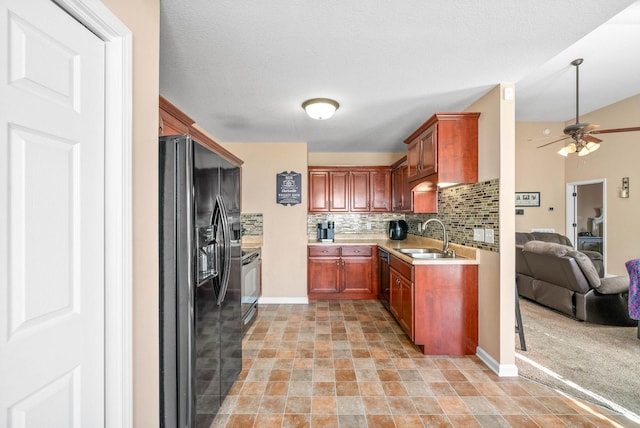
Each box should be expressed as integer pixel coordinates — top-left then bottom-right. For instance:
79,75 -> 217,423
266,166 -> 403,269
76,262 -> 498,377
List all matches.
409,252 -> 452,259
397,248 -> 441,254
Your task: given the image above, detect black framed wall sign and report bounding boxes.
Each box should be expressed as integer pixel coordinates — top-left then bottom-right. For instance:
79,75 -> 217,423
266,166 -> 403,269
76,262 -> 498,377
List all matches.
276,171 -> 301,206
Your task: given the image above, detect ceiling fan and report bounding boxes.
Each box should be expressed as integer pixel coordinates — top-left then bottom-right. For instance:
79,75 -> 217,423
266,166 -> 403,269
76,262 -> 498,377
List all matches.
537,58 -> 640,156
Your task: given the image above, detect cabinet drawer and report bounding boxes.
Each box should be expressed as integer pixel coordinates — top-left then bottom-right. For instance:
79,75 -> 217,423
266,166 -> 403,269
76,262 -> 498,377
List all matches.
341,246 -> 372,257
309,246 -> 340,257
390,255 -> 413,280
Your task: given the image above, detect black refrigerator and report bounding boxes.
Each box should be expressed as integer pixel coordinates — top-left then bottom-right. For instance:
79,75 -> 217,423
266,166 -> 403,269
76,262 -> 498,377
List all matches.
159,135 -> 242,427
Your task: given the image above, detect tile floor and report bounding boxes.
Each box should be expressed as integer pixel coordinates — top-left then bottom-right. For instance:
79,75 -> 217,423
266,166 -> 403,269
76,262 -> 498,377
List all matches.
212,300 -> 635,427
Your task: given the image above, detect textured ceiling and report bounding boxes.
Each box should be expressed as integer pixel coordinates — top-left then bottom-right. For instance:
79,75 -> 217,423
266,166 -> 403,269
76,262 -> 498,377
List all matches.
160,0 -> 640,152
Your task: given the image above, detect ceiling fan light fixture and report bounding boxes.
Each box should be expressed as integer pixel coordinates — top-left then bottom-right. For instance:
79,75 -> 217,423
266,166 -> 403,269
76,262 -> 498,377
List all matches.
302,98 -> 339,120
585,141 -> 600,152
558,142 -> 577,156
578,141 -> 600,156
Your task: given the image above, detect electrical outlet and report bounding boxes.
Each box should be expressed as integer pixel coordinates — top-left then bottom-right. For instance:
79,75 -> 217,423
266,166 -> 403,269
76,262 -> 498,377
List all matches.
484,229 -> 494,244
366,222 -> 371,230
473,228 -> 485,242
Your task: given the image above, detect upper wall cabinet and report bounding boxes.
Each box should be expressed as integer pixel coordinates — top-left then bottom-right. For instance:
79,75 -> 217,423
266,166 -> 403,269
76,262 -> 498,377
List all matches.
404,112 -> 480,186
309,169 -> 349,212
308,166 -> 391,213
158,96 -> 243,167
391,156 -> 412,212
159,96 -> 191,136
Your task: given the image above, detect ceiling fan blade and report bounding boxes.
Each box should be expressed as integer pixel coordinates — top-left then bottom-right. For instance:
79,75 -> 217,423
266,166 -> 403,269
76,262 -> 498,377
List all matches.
590,126 -> 640,135
583,135 -> 602,143
527,134 -> 564,142
537,136 -> 570,149
582,124 -> 600,133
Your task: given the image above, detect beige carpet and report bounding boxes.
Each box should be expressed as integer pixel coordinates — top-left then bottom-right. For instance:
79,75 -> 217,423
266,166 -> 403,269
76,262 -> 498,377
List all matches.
516,297 -> 640,420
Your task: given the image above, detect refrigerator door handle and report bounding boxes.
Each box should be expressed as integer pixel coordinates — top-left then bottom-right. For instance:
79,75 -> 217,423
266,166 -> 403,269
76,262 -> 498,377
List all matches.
215,195 -> 232,305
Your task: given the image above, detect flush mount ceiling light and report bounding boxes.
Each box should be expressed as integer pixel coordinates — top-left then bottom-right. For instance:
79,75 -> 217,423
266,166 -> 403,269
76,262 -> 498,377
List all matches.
302,98 -> 339,120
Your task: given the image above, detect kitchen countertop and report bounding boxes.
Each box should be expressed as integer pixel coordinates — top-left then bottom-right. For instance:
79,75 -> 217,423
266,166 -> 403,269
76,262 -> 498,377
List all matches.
241,235 -> 263,250
308,234 -> 478,265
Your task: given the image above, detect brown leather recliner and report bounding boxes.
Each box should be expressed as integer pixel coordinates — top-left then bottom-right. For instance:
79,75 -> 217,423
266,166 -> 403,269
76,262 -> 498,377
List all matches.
515,232 -> 636,326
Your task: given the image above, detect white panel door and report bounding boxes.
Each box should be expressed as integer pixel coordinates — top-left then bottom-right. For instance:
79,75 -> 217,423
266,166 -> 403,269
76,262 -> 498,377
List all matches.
0,0 -> 106,426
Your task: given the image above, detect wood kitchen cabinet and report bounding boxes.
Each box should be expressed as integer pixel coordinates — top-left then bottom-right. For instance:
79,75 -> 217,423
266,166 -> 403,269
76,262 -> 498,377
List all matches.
407,125 -> 436,179
391,156 -> 411,212
389,255 -> 414,338
158,96 -> 243,166
413,263 -> 478,355
404,112 -> 480,186
308,170 -> 349,212
388,255 -> 478,355
159,96 -> 190,136
369,169 -> 392,212
307,246 -> 341,293
341,246 -> 375,293
308,245 -> 378,299
308,166 -> 391,213
391,156 -> 439,213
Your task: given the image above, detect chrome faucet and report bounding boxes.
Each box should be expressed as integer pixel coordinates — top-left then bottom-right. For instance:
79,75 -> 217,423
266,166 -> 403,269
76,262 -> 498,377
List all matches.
422,218 -> 449,254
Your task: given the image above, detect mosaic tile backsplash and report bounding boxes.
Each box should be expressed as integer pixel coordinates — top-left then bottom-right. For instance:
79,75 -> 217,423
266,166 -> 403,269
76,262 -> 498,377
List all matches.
307,213 -> 407,236
408,179 -> 500,252
306,179 -> 500,252
241,213 -> 263,236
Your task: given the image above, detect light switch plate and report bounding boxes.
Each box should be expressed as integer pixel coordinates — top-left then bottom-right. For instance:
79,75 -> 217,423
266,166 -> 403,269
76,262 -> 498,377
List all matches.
473,228 -> 485,242
484,229 -> 494,244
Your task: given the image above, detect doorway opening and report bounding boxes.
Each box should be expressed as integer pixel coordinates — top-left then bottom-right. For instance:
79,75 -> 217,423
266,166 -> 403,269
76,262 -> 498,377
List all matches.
565,178 -> 606,272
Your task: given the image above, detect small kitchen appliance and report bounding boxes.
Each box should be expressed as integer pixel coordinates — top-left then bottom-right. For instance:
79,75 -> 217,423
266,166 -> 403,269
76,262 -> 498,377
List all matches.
317,221 -> 335,242
388,220 -> 408,240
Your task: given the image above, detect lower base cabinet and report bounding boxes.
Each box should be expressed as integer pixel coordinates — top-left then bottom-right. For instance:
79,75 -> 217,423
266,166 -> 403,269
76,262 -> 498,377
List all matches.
389,255 -> 478,355
389,257 -> 414,338
308,245 -> 378,300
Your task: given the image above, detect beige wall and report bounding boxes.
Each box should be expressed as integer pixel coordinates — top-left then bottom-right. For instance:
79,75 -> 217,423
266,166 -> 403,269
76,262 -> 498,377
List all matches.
222,143 -> 310,298
466,84 -> 516,369
309,152 -> 404,166
515,122 -> 566,233
101,0 -> 159,426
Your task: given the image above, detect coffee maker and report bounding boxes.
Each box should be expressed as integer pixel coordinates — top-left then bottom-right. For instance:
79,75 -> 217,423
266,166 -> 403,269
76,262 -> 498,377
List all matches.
317,221 -> 335,242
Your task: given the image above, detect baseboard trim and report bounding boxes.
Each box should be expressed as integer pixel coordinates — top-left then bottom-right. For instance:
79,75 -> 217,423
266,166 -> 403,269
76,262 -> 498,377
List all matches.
259,297 -> 309,305
476,346 -> 519,377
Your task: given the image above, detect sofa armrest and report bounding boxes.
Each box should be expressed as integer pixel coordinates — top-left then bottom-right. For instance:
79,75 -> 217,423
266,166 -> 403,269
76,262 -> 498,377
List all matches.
596,276 -> 629,294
